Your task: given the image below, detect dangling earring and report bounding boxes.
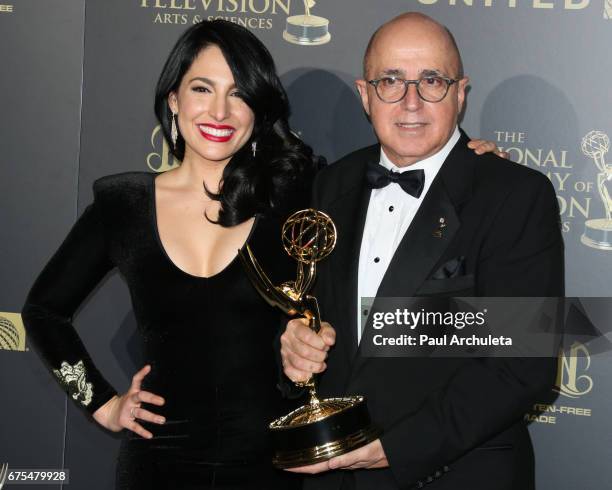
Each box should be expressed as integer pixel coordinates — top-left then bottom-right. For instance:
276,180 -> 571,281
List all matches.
251,141 -> 257,158
171,112 -> 178,149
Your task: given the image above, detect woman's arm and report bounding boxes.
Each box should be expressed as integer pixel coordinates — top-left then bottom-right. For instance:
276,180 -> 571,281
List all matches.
22,200 -> 117,414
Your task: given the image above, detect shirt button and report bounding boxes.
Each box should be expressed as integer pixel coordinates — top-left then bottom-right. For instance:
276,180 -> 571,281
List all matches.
389,205 -> 394,212
374,257 -> 380,263
363,309 -> 369,316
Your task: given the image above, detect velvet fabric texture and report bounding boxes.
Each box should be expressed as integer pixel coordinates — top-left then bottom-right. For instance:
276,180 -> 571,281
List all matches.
22,172 -> 302,489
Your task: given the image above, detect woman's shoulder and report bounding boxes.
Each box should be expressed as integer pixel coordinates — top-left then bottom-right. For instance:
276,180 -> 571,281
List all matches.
93,171 -> 154,198
91,171 -> 154,218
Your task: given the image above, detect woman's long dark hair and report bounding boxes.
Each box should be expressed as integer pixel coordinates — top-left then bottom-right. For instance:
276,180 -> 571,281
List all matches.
154,20 -> 319,226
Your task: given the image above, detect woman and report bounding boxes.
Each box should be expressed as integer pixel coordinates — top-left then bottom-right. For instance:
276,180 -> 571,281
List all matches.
22,19 -> 502,489
23,20 -> 313,489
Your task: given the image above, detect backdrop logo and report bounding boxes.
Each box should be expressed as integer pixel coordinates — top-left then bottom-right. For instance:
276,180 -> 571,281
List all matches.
283,0 -> 331,45
554,341 -> 593,398
0,313 -> 26,352
418,0 -> 611,19
580,130 -> 612,250
146,125 -> 181,173
139,0 -> 332,39
0,4 -> 13,13
494,130 -> 590,236
140,0 -> 291,29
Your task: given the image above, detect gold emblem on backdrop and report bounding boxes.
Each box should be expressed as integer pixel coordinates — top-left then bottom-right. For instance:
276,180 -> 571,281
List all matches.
0,4 -> 14,14
580,130 -> 612,250
146,125 -> 181,173
525,341 -> 595,425
0,313 -> 26,352
554,341 -> 594,398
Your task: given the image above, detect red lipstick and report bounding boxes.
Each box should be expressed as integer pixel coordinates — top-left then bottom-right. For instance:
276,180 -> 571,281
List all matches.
198,123 -> 236,143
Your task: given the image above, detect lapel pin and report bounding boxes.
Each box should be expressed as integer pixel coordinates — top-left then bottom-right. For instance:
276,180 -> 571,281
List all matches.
433,217 -> 446,238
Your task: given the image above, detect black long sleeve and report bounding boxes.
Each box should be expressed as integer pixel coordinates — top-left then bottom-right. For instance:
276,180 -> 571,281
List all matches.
22,199 -> 118,415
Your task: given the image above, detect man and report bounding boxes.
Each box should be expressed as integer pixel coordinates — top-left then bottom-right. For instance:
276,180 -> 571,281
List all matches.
279,12 -> 563,490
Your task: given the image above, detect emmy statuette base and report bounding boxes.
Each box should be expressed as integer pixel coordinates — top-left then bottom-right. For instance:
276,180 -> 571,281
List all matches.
283,15 -> 331,46
270,396 -> 381,469
581,218 -> 612,250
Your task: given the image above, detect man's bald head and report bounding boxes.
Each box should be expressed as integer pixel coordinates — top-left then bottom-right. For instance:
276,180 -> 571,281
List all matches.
363,12 -> 463,79
355,11 -> 469,166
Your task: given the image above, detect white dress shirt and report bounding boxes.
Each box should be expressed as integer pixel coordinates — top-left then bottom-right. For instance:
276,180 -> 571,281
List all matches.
357,127 -> 460,343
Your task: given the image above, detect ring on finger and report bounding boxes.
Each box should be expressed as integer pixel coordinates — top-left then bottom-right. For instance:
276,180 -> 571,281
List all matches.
130,407 -> 138,419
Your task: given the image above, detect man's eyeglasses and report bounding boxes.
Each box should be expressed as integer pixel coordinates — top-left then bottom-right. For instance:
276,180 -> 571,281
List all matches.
367,75 -> 460,103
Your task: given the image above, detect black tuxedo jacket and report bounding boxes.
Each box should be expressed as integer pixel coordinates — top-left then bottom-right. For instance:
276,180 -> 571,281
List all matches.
302,131 -> 564,490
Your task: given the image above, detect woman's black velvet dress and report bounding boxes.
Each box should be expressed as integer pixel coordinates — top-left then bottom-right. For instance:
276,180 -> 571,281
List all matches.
22,172 -> 302,489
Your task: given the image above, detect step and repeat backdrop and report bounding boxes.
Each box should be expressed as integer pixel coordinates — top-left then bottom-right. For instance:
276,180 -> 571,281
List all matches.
1,0 -> 611,488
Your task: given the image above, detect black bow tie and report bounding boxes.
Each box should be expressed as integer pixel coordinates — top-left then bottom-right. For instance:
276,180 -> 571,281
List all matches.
366,161 -> 425,198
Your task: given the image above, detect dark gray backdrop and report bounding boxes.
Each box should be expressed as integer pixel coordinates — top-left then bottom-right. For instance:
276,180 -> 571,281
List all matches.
1,0 -> 610,488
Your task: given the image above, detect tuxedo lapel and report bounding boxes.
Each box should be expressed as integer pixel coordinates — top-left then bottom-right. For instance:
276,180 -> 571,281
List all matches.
349,131 -> 475,380
375,178 -> 460,298
329,182 -> 371,356
377,131 -> 475,299
325,152 -> 378,359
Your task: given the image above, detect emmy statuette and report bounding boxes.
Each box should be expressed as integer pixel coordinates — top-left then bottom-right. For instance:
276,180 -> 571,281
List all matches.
581,131 -> 612,250
239,209 -> 380,468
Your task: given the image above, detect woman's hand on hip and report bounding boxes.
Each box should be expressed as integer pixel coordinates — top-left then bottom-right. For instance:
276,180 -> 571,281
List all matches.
92,364 -> 165,439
